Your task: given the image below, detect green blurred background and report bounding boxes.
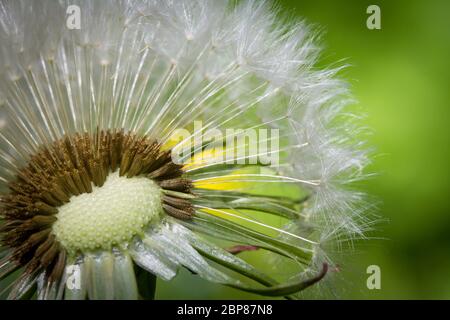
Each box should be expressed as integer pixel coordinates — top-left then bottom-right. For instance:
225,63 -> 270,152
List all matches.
156,0 -> 450,299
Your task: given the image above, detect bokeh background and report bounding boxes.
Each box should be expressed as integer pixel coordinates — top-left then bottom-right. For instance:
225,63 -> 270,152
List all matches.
156,0 -> 450,299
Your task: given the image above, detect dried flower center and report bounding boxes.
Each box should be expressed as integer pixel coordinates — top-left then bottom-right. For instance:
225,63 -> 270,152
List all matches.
1,130 -> 194,278
52,171 -> 162,254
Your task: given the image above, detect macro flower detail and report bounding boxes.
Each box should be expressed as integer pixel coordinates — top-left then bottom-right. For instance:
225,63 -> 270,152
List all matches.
0,0 -> 370,300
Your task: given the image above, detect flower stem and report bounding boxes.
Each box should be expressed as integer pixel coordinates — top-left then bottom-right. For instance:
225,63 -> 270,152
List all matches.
136,267 -> 157,300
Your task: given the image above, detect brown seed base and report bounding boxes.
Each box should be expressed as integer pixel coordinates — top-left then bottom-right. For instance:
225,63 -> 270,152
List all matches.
0,129 -> 193,287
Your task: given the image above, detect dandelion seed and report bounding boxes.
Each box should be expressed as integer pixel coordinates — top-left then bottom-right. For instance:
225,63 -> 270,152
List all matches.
0,0 -> 372,299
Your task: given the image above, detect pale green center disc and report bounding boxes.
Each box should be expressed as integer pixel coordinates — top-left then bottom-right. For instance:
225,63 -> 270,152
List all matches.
52,171 -> 162,254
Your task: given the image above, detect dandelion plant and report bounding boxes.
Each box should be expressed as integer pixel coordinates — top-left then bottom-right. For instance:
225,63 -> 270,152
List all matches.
0,0 -> 371,299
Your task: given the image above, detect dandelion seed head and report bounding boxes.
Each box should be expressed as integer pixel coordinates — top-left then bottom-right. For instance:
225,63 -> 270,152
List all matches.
0,0 -> 374,300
